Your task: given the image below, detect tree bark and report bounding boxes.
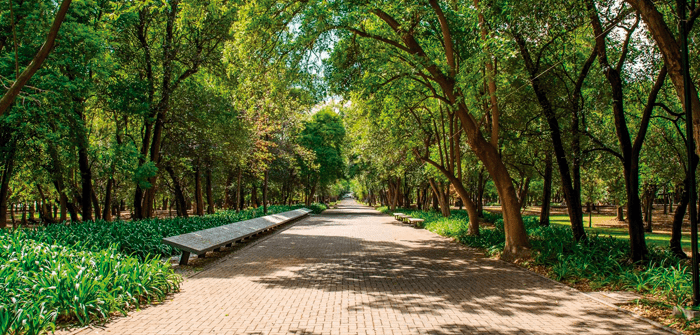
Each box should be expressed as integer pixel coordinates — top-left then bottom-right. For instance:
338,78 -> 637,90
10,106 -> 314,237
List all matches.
0,0 -> 73,117
624,0 -> 700,155
588,2 -> 668,260
514,33 -> 586,242
165,165 -> 188,218
670,154 -> 697,258
206,168 -> 214,214
91,185 -> 101,220
103,177 -> 113,221
0,144 -> 16,228
540,151 -> 553,226
251,182 -> 258,208
263,167 -> 269,214
195,165 -> 204,216
429,178 -> 451,218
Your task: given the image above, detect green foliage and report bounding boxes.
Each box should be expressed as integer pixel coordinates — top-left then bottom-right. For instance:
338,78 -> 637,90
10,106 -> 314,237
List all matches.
0,231 -> 181,335
298,108 -> 346,190
24,205 -> 305,261
307,203 -> 327,214
383,207 -> 696,307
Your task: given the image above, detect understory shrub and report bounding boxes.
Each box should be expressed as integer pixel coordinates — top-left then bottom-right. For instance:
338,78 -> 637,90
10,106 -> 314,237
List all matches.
0,231 -> 181,335
308,203 -> 327,214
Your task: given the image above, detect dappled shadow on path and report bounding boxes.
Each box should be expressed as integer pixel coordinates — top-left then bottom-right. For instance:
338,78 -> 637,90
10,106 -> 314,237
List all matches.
194,200 -> 669,334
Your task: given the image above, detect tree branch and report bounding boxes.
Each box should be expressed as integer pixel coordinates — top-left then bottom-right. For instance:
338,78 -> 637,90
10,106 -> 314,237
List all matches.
0,0 -> 72,116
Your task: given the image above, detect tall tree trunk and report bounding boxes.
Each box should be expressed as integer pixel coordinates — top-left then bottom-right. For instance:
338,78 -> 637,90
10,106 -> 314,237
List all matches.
263,167 -> 269,214
36,185 -> 55,225
236,168 -> 242,212
477,169 -> 486,216
195,165 -> 204,216
429,179 -> 451,218
515,33 -> 586,242
77,134 -> 93,221
165,166 -> 188,218
670,154 -> 697,258
251,182 -> 258,208
206,168 -> 214,214
0,144 -> 16,228
103,178 -> 113,221
518,177 -> 531,209
224,172 -> 233,209
9,203 -> 14,227
91,185 -> 101,220
588,0 -> 667,261
540,151 -> 553,226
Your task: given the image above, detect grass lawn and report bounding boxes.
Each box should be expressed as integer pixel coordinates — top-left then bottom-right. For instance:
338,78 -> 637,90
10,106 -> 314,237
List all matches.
548,215 -> 693,251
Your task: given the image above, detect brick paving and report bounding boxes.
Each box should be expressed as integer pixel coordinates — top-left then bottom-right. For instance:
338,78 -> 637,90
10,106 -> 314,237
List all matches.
71,200 -> 671,334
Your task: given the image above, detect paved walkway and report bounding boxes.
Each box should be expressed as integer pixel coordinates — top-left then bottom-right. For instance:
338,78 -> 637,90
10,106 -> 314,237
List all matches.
72,200 -> 670,334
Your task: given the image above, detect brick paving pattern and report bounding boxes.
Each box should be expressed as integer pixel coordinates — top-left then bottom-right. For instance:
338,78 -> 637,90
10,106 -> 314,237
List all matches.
71,200 -> 671,334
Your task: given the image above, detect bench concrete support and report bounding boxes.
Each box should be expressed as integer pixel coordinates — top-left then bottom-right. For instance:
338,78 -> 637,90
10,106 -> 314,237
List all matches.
180,251 -> 190,266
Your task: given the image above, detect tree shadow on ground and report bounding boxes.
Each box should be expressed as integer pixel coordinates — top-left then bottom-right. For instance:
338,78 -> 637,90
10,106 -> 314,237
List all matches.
193,203 -> 670,334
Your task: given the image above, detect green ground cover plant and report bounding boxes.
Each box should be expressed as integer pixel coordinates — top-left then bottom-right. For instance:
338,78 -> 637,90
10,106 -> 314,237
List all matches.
0,205 -> 318,334
22,205 -> 306,261
381,207 -> 695,314
0,231 -> 181,335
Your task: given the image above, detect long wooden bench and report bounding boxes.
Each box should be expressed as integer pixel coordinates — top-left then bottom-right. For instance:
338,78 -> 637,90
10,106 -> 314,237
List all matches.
162,208 -> 312,265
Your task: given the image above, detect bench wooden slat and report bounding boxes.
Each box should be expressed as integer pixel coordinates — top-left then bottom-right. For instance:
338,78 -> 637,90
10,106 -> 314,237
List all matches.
163,208 -> 311,265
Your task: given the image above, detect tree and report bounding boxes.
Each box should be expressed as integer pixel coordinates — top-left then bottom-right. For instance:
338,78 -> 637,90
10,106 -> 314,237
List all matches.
298,107 -> 345,206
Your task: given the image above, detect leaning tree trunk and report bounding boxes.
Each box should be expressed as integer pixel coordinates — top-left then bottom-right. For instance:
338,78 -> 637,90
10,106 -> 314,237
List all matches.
428,178 -> 451,218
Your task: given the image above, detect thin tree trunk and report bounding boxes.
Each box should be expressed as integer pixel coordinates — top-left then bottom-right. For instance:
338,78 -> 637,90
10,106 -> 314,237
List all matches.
670,155 -> 697,258
236,168 -> 242,212
251,182 -> 258,208
0,145 -> 16,228
165,166 -> 188,218
195,165 -> 204,216
206,168 -> 214,214
103,177 -> 113,221
91,185 -> 101,220
263,167 -> 269,214
540,151 -> 553,226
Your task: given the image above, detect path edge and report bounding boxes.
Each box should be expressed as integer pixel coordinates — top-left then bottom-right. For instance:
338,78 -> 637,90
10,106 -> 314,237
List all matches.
370,205 -> 679,334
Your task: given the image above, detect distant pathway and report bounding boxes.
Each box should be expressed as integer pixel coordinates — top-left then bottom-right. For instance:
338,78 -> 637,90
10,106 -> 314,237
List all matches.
70,200 -> 670,334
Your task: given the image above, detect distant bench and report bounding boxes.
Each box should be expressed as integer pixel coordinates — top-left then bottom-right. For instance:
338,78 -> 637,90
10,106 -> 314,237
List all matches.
392,212 -> 424,226
162,208 -> 312,265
